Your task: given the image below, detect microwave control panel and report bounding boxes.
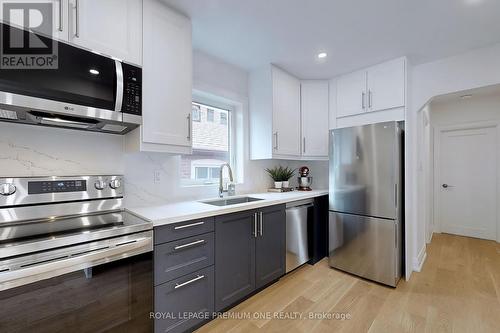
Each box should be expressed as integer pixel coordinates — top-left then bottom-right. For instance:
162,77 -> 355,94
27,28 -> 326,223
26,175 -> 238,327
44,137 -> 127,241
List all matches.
122,63 -> 142,116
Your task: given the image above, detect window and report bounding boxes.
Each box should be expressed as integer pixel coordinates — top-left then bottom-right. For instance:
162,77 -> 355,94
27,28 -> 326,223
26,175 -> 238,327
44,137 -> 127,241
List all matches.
220,112 -> 227,125
181,101 -> 233,186
192,104 -> 201,122
207,109 -> 214,122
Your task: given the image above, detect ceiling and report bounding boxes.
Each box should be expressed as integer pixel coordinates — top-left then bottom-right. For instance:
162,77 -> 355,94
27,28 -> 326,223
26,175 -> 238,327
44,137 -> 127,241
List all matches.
163,0 -> 500,79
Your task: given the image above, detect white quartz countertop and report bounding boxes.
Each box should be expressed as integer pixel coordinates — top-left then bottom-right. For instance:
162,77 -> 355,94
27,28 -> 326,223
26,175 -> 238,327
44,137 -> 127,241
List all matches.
126,190 -> 329,227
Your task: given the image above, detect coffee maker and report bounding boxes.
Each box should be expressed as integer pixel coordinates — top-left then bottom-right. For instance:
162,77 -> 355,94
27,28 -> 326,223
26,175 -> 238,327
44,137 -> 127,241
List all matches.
297,166 -> 313,191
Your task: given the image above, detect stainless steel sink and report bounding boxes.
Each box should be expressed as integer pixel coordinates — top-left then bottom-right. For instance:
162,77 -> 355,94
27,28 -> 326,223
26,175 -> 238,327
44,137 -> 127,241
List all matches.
201,196 -> 263,206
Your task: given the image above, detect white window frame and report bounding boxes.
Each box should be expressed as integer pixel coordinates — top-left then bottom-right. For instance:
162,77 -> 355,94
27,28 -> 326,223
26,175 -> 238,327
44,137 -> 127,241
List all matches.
181,94 -> 238,187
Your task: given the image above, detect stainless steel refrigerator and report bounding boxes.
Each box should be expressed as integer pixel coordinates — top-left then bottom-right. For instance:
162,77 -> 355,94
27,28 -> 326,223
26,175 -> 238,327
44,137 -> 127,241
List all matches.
328,121 -> 404,287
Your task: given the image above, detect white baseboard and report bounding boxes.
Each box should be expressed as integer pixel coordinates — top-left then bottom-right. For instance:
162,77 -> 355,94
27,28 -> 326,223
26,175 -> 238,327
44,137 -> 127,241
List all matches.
413,245 -> 427,272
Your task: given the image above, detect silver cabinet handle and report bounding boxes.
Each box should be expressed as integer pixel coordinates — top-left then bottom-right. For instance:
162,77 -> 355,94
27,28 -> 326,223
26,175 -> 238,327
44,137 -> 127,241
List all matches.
74,0 -> 80,38
174,239 -> 205,251
187,114 -> 191,141
303,137 -> 306,153
259,211 -> 263,236
368,90 -> 372,108
442,184 -> 454,188
174,221 -> 204,230
58,0 -> 63,32
174,274 -> 205,289
362,92 -> 365,109
273,132 -> 279,150
253,213 -> 258,238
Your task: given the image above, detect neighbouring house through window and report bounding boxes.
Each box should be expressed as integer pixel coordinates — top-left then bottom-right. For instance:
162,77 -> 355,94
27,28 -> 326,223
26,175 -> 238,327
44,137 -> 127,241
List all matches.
181,101 -> 233,186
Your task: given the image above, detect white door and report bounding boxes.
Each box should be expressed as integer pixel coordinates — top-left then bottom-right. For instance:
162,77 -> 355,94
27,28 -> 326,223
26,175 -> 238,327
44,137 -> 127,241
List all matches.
301,80 -> 329,158
142,0 -> 192,147
272,67 -> 301,157
69,0 -> 142,65
366,58 -> 405,112
438,126 -> 497,240
336,70 -> 366,117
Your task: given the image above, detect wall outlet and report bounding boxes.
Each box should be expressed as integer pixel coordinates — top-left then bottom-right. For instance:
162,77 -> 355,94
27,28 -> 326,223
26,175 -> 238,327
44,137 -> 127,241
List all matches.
153,170 -> 161,184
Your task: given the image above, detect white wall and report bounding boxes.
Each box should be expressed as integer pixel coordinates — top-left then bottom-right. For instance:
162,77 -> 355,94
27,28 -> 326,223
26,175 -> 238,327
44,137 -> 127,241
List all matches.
124,50 -> 328,207
410,42 -> 500,273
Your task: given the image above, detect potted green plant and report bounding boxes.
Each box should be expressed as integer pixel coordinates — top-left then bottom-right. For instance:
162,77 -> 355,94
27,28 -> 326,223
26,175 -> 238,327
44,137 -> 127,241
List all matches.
281,167 -> 295,188
265,166 -> 295,189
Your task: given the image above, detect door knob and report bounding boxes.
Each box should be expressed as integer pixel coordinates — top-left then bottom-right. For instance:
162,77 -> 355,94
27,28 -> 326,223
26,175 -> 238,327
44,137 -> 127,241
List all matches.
442,184 -> 454,188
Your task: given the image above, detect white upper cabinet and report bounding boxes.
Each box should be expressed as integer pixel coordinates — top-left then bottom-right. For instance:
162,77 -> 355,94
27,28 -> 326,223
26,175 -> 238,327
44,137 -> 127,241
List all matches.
0,0 -> 69,40
249,66 -> 329,160
335,57 -> 406,123
129,0 -> 192,153
68,0 -> 143,65
301,81 -> 329,158
366,58 -> 405,112
143,0 -> 192,148
249,65 -> 301,160
272,67 -> 301,157
336,70 -> 367,118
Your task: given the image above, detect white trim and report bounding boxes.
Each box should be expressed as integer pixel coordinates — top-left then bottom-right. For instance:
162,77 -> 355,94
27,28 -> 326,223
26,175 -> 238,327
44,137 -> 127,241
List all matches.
413,245 -> 427,272
433,120 -> 500,242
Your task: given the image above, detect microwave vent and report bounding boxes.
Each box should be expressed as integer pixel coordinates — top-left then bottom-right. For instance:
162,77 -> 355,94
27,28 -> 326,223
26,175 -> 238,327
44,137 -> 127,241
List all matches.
0,109 -> 18,120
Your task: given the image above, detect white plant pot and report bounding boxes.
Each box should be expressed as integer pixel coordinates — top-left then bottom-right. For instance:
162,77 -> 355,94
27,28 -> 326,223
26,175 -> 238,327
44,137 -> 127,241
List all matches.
282,181 -> 290,188
274,181 -> 283,189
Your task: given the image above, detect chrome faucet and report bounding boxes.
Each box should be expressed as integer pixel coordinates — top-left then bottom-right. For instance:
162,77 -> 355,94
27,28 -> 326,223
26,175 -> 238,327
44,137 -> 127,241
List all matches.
219,163 -> 234,198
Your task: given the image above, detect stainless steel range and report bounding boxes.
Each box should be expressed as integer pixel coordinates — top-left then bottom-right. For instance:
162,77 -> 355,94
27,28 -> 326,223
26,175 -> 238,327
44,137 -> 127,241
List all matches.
0,175 -> 153,332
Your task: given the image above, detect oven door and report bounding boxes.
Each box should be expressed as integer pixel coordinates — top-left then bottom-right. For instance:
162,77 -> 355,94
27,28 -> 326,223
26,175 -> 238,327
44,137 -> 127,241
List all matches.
0,251 -> 153,333
0,23 -> 124,123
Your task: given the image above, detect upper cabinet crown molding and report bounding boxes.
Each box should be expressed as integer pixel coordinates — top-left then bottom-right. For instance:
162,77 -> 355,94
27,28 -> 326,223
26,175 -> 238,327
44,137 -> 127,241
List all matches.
250,66 -> 329,160
126,0 -> 193,154
332,57 -> 407,129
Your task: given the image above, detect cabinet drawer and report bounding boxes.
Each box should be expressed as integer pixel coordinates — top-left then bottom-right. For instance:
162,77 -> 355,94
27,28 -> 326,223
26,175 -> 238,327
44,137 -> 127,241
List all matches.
154,232 -> 214,286
155,266 -> 214,333
155,217 -> 214,244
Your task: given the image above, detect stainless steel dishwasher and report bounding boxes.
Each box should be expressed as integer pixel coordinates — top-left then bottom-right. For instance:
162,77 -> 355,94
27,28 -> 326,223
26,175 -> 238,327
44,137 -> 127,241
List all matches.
285,199 -> 314,273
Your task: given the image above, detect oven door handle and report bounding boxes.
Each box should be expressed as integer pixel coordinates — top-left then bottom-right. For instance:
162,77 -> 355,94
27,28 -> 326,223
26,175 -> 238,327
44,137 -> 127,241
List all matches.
0,232 -> 152,291
114,60 -> 124,112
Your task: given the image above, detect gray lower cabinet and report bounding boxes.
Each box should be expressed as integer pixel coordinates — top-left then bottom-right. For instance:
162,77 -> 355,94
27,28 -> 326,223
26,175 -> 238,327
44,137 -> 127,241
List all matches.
215,205 -> 286,311
214,210 -> 256,311
154,232 -> 214,286
255,206 -> 286,289
154,266 -> 214,333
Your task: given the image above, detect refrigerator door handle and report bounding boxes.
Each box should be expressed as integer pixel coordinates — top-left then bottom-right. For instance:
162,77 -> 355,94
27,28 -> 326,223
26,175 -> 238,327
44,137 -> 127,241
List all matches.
395,184 -> 397,207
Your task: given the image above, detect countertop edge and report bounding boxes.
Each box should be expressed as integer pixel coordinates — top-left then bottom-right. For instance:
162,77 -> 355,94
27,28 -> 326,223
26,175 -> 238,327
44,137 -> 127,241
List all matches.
126,190 -> 329,227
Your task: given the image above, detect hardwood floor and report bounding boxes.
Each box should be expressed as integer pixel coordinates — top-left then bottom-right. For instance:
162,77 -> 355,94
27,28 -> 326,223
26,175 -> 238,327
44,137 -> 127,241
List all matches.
197,233 -> 500,333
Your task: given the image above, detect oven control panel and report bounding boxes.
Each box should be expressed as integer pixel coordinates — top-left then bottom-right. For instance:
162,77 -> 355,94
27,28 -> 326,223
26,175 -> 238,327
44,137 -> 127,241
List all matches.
0,176 -> 124,207
28,180 -> 87,194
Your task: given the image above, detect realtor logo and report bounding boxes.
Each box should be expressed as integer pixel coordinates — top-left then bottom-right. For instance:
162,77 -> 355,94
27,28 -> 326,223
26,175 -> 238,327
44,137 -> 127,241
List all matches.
1,1 -> 58,69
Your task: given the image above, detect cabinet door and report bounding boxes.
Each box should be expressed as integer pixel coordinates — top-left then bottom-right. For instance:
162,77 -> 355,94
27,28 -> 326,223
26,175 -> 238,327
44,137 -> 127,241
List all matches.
272,67 -> 301,157
256,206 -> 286,289
68,0 -> 142,65
215,211 -> 256,311
336,70 -> 367,117
142,0 -> 192,147
301,81 -> 329,158
366,58 -> 405,112
0,0 -> 69,41
155,266 -> 214,333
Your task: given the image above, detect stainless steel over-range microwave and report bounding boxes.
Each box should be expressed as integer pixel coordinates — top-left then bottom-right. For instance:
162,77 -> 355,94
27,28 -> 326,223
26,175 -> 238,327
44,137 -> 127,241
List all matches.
0,23 -> 142,134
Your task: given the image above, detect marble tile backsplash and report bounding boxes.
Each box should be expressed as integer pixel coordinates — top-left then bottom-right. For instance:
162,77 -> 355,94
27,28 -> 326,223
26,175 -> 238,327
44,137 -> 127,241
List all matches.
0,122 -> 328,208
0,122 -> 124,177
